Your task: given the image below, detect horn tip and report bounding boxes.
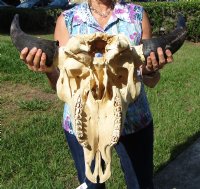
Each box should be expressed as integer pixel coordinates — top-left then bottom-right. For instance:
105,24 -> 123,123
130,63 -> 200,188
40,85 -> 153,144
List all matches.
177,14 -> 186,28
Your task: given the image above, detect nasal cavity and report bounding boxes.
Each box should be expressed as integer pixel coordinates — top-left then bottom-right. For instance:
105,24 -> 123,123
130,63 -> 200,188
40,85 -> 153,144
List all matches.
90,39 -> 107,55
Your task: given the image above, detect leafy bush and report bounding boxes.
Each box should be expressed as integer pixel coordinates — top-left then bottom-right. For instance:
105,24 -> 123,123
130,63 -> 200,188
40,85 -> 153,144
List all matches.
0,7 -> 62,33
141,2 -> 200,42
0,2 -> 199,42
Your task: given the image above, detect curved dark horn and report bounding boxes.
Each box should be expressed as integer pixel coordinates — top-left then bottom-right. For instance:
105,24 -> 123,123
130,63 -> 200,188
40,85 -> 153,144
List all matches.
142,14 -> 187,60
10,14 -> 59,66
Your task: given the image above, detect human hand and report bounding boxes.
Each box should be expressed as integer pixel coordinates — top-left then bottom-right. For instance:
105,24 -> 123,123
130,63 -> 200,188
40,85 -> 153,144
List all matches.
20,47 -> 56,73
142,47 -> 173,75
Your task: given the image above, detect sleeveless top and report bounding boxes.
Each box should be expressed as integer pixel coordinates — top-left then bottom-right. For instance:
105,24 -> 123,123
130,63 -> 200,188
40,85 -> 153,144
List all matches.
62,2 -> 153,135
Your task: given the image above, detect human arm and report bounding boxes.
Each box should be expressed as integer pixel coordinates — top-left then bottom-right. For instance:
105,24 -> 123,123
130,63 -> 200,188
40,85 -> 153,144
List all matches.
20,14 -> 69,90
141,11 -> 173,88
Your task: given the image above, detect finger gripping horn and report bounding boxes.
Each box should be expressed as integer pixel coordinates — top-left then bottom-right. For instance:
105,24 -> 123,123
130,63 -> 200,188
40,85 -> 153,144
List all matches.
10,14 -> 59,66
142,14 -> 187,60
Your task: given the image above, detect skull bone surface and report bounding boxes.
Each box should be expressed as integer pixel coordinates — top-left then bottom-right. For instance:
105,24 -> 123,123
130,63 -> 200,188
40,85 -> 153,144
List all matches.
56,33 -> 141,183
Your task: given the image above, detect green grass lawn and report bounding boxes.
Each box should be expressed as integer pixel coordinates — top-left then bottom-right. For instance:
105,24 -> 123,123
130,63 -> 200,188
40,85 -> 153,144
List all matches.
1,34 -> 200,189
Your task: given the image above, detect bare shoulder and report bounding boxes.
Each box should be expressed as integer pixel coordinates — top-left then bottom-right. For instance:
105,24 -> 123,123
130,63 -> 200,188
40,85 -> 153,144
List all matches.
142,11 -> 152,39
54,14 -> 70,46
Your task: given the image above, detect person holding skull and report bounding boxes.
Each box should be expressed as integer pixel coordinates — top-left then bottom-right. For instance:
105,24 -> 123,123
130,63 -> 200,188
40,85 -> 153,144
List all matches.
16,0 -> 186,188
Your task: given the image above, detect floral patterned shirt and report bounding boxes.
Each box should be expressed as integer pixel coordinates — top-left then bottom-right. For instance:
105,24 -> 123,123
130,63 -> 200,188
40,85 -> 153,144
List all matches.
62,1 -> 153,135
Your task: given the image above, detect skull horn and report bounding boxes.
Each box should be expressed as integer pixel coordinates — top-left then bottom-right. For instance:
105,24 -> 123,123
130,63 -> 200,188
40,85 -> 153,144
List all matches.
142,14 -> 187,60
10,14 -> 59,66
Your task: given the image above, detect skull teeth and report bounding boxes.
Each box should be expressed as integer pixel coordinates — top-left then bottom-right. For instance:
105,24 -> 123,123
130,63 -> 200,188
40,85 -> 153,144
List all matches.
114,101 -> 121,107
75,114 -> 82,119
74,95 -> 84,143
77,131 -> 84,138
75,108 -> 81,114
115,106 -> 122,111
74,95 -> 90,149
82,142 -> 89,148
110,95 -> 122,145
75,103 -> 83,109
75,119 -> 82,126
114,112 -> 122,117
114,118 -> 121,124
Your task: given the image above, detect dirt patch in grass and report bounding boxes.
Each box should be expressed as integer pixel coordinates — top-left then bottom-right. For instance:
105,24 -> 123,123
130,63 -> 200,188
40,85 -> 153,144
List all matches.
187,41 -> 200,46
1,81 -> 63,127
1,81 -> 57,101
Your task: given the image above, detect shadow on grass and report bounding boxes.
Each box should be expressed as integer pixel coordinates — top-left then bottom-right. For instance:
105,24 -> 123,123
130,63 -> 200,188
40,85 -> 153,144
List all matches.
155,130 -> 200,174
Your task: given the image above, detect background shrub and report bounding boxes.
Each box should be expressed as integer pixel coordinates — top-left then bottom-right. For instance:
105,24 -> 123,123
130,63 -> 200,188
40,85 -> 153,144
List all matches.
0,7 -> 62,34
0,2 -> 199,42
141,2 -> 200,42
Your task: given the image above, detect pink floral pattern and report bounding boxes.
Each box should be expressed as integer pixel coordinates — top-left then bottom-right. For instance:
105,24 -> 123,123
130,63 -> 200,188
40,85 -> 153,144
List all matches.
62,2 -> 153,135
63,2 -> 143,46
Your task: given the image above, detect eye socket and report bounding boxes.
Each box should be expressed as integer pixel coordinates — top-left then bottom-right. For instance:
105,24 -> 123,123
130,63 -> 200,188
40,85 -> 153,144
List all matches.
118,75 -> 123,79
116,67 -> 128,77
116,68 -> 128,86
107,67 -> 128,89
90,39 -> 107,55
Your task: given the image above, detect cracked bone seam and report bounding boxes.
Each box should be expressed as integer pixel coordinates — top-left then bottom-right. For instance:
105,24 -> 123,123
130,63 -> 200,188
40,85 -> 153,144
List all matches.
56,32 -> 142,183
